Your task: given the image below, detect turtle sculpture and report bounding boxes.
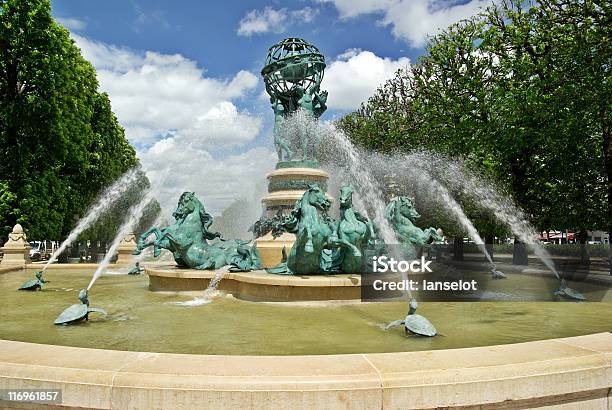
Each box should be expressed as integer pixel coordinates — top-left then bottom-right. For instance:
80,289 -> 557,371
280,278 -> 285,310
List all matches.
554,278 -> 586,301
128,262 -> 143,275
491,264 -> 506,279
18,270 -> 49,291
386,298 -> 437,337
54,289 -> 107,325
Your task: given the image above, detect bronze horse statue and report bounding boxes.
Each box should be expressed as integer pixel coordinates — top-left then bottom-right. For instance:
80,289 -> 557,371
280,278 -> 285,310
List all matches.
385,196 -> 443,258
330,185 -> 376,274
133,192 -> 260,271
267,184 -> 336,275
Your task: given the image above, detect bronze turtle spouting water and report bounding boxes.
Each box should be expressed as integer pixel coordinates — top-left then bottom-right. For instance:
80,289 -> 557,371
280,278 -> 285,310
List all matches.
491,264 -> 506,279
386,298 -> 437,337
54,289 -> 107,325
18,270 -> 49,291
554,278 -> 586,301
128,261 -> 143,275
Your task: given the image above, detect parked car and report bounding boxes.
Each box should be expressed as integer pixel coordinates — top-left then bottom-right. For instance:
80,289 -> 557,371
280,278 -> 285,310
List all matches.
29,241 -> 43,261
28,241 -> 56,261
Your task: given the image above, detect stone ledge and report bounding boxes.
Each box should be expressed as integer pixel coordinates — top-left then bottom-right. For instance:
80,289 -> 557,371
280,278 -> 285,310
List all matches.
146,266 -> 362,301
0,266 -> 21,274
0,333 -> 610,409
266,168 -> 330,179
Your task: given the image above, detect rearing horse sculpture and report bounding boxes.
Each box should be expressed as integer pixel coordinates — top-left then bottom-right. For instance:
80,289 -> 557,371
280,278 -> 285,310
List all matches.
133,192 -> 260,271
330,185 -> 376,274
386,196 -> 443,258
267,184 -> 335,275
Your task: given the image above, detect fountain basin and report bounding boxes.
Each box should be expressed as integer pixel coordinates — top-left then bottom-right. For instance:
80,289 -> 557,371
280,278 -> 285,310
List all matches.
1,267 -> 611,408
147,265 -> 362,301
0,334 -> 610,409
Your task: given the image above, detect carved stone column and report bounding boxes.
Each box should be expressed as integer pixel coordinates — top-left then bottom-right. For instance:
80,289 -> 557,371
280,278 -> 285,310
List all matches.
116,233 -> 137,265
0,224 -> 31,266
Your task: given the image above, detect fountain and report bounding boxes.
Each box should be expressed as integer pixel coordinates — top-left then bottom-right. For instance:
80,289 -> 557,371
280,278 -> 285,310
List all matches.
0,37 -> 610,409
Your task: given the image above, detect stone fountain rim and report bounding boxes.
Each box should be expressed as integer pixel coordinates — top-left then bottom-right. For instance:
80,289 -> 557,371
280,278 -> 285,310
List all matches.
0,333 -> 609,409
1,265 -> 610,408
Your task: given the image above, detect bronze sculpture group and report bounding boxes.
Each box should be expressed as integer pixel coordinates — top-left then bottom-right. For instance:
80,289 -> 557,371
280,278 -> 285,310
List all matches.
131,185 -> 441,276
133,191 -> 261,271
258,185 -> 441,275
131,38 -> 442,275
264,38 -> 328,165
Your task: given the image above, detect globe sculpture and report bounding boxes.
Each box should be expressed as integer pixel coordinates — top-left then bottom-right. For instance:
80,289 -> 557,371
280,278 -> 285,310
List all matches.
261,38 -> 328,164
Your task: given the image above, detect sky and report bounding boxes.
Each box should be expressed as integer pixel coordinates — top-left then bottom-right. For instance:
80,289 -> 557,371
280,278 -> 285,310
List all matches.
50,0 -> 494,216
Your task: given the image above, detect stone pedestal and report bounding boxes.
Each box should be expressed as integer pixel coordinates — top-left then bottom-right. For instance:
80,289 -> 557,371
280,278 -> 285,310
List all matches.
256,167 -> 332,268
116,233 -> 137,266
0,224 -> 31,266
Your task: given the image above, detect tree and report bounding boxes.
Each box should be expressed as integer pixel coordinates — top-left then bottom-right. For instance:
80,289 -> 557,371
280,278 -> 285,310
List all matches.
0,0 -> 143,240
338,0 -> 610,268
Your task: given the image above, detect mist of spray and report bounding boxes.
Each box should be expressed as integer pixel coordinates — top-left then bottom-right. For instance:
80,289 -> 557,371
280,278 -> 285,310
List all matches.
400,150 -> 559,278
87,192 -> 154,290
43,168 -> 140,271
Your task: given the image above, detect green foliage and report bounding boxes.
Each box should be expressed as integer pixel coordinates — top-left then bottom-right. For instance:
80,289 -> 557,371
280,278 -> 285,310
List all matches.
0,0 -> 146,240
338,0 -> 611,236
463,242 -> 610,258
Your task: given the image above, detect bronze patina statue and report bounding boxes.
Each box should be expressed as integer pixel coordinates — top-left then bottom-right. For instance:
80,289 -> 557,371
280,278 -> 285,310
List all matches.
272,99 -> 293,161
330,185 -> 377,274
54,289 -> 107,325
261,38 -> 328,167
259,185 -> 381,275
18,270 -> 49,291
386,298 -> 437,337
386,196 -> 443,258
266,184 -> 335,275
128,262 -> 143,275
133,192 -> 261,271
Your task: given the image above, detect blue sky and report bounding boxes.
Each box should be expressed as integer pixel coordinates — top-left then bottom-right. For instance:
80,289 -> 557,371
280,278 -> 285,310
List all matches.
51,0 -> 417,77
50,0 -> 493,215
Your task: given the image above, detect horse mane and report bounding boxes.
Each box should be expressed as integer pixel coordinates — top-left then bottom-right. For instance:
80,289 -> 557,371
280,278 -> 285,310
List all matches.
385,197 -> 398,221
182,192 -> 217,240
283,195 -> 304,233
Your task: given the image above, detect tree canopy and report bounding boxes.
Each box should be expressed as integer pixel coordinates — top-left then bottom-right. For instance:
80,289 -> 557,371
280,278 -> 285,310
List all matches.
0,0 -> 145,240
338,0 -> 611,238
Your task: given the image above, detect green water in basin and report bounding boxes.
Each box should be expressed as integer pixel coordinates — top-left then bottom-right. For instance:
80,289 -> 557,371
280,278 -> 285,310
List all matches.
0,268 -> 610,355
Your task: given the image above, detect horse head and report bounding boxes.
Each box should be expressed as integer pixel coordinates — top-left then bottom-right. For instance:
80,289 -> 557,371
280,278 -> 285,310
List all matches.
397,196 -> 420,221
386,196 -> 420,223
173,192 -> 197,220
305,184 -> 330,212
339,185 -> 354,210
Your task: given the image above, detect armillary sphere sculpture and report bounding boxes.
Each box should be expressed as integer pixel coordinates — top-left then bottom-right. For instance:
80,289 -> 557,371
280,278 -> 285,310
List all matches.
261,38 -> 328,164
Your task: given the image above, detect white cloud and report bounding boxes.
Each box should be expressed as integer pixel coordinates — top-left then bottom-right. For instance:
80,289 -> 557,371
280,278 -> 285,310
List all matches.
322,50 -> 410,110
72,34 -> 274,215
319,0 -> 492,47
141,139 -> 275,216
315,0 -> 394,18
56,17 -> 87,31
237,7 -> 319,37
73,34 -> 260,148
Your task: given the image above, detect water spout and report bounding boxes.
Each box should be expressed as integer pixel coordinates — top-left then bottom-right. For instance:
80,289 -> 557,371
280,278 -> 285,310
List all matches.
43,169 -> 141,271
87,192 -> 154,290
